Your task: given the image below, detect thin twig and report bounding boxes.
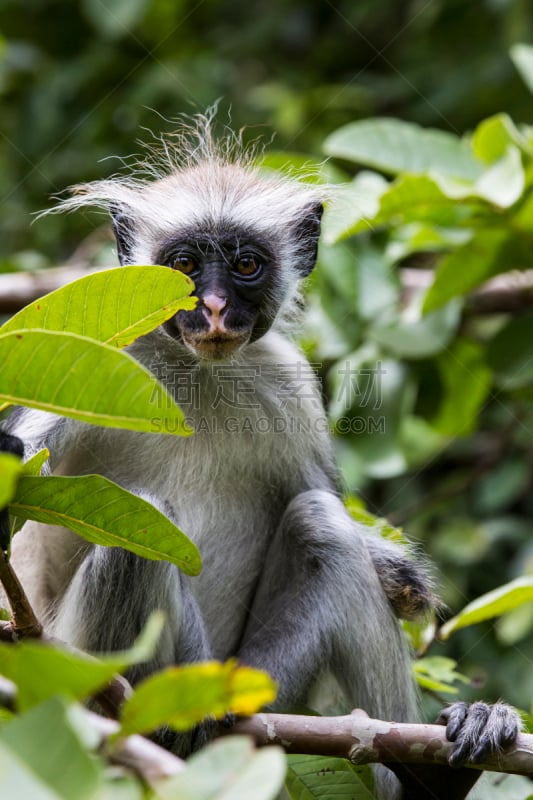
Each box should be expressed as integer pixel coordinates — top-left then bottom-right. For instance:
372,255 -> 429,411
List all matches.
0,550 -> 42,637
0,619 -> 132,718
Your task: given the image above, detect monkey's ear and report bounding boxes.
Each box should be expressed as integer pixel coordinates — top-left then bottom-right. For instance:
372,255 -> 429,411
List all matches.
292,202 -> 324,277
110,206 -> 135,265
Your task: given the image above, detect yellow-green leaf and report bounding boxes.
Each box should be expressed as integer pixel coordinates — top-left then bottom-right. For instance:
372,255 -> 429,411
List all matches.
1,266 -> 197,348
440,576 -> 533,640
120,660 -> 276,735
10,474 -> 201,575
0,330 -> 191,435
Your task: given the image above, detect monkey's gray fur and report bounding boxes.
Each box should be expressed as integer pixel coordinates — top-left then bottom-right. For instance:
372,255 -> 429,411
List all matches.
2,115 -> 520,799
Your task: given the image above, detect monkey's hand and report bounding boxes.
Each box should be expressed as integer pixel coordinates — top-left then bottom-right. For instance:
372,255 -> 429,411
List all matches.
438,701 -> 521,767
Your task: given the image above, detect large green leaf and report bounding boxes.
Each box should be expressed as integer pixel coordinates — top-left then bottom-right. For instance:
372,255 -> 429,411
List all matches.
0,330 -> 191,434
324,118 -> 482,179
321,171 -> 388,244
329,355 -> 414,479
440,576 -> 533,640
120,660 -> 276,735
0,739 -> 63,800
487,313 -> 533,389
0,697 -> 101,799
0,266 -> 196,348
285,755 -> 374,799
0,613 -> 164,710
472,113 -> 533,163
432,145 -> 525,208
422,230 -> 532,314
432,339 -> 492,437
9,474 -> 201,574
157,737 -> 286,800
369,299 -> 461,359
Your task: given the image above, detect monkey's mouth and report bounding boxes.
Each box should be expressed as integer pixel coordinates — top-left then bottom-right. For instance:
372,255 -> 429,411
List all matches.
182,330 -> 250,361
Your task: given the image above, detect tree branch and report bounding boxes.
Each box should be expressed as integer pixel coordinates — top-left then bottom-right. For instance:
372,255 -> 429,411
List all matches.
1,266 -> 533,315
223,710 -> 533,778
400,268 -> 533,313
0,677 -> 185,786
89,711 -> 186,784
0,619 -> 131,718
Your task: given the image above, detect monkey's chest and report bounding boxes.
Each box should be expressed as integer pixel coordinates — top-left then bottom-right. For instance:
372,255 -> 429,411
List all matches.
172,483 -> 281,658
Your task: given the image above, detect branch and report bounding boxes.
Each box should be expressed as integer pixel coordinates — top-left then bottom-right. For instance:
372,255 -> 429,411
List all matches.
400,268 -> 533,313
1,266 -> 533,315
0,677 -> 184,786
0,532 -> 531,784
0,550 -> 42,637
0,266 -> 102,313
223,710 -> 533,778
88,711 -> 185,784
0,620 -> 131,719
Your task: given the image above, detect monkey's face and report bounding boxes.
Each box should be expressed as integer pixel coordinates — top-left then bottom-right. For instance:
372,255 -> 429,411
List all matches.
156,225 -> 281,361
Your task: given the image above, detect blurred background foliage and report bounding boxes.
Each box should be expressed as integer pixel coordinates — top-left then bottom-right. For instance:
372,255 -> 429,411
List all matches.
1,0 -> 532,718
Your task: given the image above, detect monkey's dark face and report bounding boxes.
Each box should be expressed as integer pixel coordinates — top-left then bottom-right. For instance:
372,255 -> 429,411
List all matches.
155,225 -> 280,361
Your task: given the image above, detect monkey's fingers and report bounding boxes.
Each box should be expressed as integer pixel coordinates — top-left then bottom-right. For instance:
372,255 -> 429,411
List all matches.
439,701 -> 521,768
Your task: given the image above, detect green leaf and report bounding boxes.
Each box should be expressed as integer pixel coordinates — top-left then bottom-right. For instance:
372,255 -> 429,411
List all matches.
345,496 -> 407,545
321,171 -> 388,243
376,174 -> 460,226
258,151 -> 346,184
329,355 -> 414,479
495,601 -> 533,646
0,452 -> 23,508
475,771 -> 533,800
0,698 -> 101,799
285,754 -> 374,799
157,737 -> 286,800
120,660 -> 276,735
511,43 -> 533,94
9,475 -> 201,574
9,449 -> 49,538
0,613 -> 164,710
370,298 -> 461,359
414,656 -> 469,694
324,118 -> 482,179
432,339 -> 492,437
440,576 -> 533,639
423,230 -> 532,314
0,266 -> 197,348
0,330 -> 191,435
432,146 -> 525,208
472,113 -> 533,163
0,739 -> 63,800
22,448 -> 50,476
487,313 -> 533,389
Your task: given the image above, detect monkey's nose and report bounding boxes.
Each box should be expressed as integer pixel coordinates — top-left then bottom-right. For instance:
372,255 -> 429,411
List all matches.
202,294 -> 228,332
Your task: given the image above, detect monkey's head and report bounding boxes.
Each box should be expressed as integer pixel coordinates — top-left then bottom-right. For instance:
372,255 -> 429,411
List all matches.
61,118 -> 326,362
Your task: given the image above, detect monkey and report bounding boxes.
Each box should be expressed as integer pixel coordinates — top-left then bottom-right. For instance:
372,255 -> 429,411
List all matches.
0,116 -> 520,799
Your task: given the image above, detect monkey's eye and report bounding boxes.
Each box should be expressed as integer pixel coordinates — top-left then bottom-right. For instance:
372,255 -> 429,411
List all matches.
172,255 -> 197,275
234,256 -> 261,278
